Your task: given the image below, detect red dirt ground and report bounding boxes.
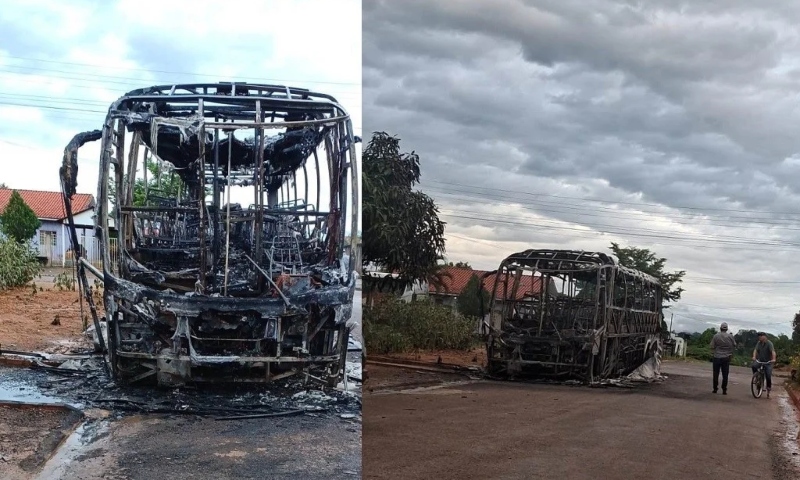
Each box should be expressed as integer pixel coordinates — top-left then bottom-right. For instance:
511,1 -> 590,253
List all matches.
382,348 -> 487,367
365,349 -> 486,391
0,287 -> 97,353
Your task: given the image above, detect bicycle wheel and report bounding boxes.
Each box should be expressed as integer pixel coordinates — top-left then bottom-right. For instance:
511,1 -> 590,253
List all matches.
751,372 -> 763,398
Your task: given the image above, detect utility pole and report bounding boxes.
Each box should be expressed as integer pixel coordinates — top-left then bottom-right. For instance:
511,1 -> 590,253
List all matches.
669,313 -> 674,335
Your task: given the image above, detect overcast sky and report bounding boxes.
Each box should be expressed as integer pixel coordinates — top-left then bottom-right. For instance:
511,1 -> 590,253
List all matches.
0,0 -> 361,229
363,0 -> 800,336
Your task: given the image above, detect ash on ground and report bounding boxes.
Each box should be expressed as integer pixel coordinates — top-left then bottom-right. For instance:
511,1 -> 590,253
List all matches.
0,350 -> 362,421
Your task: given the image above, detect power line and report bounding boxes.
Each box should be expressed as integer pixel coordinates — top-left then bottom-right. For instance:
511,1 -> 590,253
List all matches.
438,210 -> 800,249
0,102 -> 361,132
427,185 -> 800,229
0,70 -> 361,103
0,56 -> 362,87
428,179 -> 800,217
678,302 -> 796,311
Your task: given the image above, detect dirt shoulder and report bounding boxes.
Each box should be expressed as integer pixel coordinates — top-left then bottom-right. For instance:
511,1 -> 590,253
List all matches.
363,361 -> 800,480
0,287 -> 95,353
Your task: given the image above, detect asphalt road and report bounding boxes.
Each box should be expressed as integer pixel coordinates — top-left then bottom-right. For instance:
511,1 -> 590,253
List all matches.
362,361 -> 800,480
39,412 -> 361,479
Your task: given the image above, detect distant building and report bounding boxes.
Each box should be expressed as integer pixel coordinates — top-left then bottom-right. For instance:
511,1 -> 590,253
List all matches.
0,188 -> 112,266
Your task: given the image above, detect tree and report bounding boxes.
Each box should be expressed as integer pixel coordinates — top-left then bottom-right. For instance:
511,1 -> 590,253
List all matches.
426,261 -> 453,294
448,261 -> 471,268
457,273 -> 490,318
0,190 -> 40,243
109,157 -> 186,207
792,311 -> 800,345
734,329 -> 759,353
609,242 -> 685,304
0,183 -> 8,189
697,327 -> 716,346
362,132 -> 446,296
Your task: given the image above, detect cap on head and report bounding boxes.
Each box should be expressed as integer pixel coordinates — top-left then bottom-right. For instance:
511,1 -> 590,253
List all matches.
758,331 -> 766,337
720,322 -> 728,331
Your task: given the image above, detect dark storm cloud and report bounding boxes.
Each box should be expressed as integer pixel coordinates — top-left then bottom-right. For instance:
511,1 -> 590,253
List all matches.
364,0 -> 800,334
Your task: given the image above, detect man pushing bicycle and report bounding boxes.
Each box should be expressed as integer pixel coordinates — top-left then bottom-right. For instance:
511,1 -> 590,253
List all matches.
752,332 -> 776,398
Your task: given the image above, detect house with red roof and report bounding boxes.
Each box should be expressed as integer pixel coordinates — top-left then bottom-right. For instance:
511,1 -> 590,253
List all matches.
425,265 -> 553,309
0,188 -> 98,265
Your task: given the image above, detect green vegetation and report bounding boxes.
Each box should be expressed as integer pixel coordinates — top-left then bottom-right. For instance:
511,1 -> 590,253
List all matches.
456,273 -> 489,319
681,328 -> 794,367
108,156 -> 190,207
0,190 -> 41,243
54,271 -> 77,291
364,299 -> 478,354
610,242 -> 685,303
362,132 -> 447,300
0,237 -> 42,290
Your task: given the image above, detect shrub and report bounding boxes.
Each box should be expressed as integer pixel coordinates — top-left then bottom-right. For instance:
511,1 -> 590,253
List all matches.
54,271 -> 76,291
0,237 -> 42,290
0,190 -> 40,243
364,298 -> 478,354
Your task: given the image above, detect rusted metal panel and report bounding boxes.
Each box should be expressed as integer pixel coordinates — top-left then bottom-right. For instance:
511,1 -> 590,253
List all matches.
482,249 -> 663,383
60,83 -> 359,387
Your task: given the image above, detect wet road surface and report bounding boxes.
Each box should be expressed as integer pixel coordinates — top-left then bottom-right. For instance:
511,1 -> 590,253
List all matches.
40,412 -> 361,479
362,360 -> 800,480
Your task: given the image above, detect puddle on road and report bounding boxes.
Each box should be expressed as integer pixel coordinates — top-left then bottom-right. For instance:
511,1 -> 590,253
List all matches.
0,367 -> 69,405
35,419 -> 111,480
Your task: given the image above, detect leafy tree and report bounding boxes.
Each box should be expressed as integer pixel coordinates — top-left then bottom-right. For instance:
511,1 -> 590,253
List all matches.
362,132 -> 446,297
609,242 -> 685,304
793,311 -> 800,345
448,261 -> 472,268
0,183 -> 8,189
697,327 -> 716,346
0,190 -> 41,243
427,261 -> 453,294
109,158 -> 186,207
457,273 -> 490,318
772,333 -> 794,362
734,329 -> 759,353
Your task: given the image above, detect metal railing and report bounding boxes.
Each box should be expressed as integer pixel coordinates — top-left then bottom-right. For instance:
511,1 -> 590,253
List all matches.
59,237 -> 118,271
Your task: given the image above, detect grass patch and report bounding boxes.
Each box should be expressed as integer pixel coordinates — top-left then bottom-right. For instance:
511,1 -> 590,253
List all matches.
364,299 -> 479,354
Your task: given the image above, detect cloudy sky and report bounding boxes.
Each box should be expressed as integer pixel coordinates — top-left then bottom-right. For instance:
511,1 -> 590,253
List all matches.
363,0 -> 800,335
0,0 -> 361,228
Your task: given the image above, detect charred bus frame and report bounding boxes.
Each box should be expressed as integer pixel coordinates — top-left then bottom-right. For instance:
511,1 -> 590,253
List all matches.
482,249 -> 663,382
59,82 -> 359,387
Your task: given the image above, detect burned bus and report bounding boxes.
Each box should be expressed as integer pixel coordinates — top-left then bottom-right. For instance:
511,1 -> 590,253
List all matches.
481,249 -> 663,383
59,82 -> 359,387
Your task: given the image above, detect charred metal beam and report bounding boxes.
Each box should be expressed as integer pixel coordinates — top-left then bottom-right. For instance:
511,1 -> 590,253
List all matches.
59,82 -> 358,388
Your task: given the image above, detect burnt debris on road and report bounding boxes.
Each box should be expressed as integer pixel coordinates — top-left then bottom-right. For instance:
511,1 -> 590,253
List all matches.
58,82 -> 360,388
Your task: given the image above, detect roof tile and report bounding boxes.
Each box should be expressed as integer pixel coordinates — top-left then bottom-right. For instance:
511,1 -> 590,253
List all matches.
0,188 -> 94,220
430,266 -> 543,300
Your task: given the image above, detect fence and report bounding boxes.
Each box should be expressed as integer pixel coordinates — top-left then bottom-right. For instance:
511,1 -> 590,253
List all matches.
57,237 -> 118,271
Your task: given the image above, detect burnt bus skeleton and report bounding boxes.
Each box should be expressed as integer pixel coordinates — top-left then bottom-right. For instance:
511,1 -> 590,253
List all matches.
480,249 -> 663,383
59,83 -> 359,387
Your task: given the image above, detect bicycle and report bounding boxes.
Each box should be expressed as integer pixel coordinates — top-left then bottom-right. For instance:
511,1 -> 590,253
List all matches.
751,360 -> 772,398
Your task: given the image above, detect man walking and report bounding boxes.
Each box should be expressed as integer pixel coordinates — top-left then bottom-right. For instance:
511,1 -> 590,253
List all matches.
752,332 -> 776,398
709,322 -> 736,394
